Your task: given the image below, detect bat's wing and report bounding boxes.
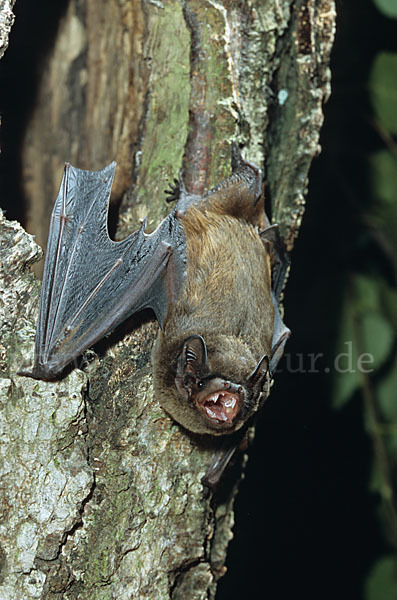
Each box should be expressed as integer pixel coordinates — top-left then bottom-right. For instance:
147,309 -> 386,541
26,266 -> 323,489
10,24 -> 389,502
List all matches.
20,162 -> 186,380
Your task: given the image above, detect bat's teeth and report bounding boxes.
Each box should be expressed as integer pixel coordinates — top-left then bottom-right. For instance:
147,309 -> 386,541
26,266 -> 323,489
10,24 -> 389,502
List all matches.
224,397 -> 236,409
207,393 -> 220,403
203,392 -> 239,423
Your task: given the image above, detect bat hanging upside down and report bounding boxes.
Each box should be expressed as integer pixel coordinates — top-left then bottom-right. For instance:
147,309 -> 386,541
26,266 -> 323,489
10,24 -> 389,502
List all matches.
19,145 -> 290,485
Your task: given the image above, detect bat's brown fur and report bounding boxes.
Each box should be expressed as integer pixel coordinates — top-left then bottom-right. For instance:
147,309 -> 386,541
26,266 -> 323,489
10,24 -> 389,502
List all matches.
152,181 -> 275,436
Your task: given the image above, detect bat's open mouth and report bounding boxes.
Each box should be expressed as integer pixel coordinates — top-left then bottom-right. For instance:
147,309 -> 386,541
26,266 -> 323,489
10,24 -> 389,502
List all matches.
199,391 -> 241,425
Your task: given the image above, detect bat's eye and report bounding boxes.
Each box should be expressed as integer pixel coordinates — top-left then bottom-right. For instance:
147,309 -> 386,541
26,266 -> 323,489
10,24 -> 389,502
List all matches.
197,381 -> 204,389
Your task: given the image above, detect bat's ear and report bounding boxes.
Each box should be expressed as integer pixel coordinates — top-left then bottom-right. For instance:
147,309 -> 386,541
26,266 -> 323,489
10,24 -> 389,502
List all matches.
246,354 -> 270,391
176,335 -> 210,398
179,335 -> 210,378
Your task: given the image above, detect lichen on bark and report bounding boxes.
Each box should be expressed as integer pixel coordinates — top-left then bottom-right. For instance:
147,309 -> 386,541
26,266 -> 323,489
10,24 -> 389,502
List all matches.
0,0 -> 14,61
0,210 -> 92,598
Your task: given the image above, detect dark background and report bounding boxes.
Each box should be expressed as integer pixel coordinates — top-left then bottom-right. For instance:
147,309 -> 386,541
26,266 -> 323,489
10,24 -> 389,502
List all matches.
1,1 -> 395,599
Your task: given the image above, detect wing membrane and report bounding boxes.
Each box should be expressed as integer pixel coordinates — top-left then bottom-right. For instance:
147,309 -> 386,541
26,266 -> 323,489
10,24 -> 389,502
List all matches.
23,162 -> 186,379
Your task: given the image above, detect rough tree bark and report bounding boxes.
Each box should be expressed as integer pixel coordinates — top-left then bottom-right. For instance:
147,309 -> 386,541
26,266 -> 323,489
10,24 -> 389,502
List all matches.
0,1 -> 335,598
0,0 -> 14,61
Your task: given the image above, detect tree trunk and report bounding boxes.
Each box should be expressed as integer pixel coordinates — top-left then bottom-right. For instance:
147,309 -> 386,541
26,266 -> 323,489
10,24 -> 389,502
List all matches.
0,1 -> 335,598
0,1 -> 14,62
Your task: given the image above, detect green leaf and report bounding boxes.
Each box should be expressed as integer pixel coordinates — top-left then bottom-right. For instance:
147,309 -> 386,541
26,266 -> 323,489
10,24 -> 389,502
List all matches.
365,555 -> 397,600
372,0 -> 397,19
370,52 -> 397,134
361,312 -> 394,370
369,149 -> 397,268
331,275 -> 394,409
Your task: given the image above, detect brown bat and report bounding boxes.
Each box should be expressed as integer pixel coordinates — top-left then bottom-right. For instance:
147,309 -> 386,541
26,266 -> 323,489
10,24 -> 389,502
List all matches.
19,145 -> 290,485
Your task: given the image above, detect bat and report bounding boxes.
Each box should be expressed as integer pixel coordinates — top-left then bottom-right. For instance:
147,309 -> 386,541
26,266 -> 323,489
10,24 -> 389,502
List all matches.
19,145 -> 290,486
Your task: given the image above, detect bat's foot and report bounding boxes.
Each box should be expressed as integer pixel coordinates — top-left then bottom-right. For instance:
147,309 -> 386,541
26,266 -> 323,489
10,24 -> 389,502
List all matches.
164,179 -> 181,203
164,170 -> 187,203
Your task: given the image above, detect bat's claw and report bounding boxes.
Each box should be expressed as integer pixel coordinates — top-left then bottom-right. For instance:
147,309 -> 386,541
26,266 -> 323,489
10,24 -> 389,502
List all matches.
164,179 -> 180,203
164,170 -> 186,203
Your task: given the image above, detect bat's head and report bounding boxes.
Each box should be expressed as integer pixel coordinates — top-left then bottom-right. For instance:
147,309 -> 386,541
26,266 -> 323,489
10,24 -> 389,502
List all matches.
173,335 -> 270,435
